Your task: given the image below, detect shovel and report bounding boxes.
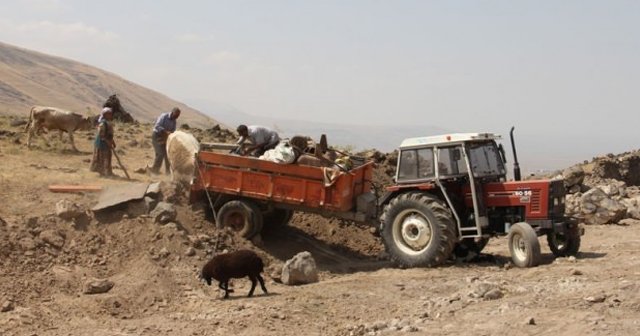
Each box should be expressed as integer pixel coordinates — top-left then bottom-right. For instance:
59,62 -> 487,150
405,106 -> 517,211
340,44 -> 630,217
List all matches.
111,147 -> 131,180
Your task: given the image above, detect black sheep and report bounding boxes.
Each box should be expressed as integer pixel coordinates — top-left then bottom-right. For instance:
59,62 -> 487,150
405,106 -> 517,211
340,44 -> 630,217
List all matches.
200,249 -> 268,299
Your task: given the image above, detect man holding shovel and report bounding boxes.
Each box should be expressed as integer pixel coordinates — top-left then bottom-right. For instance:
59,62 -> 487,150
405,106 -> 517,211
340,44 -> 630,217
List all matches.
150,107 -> 180,174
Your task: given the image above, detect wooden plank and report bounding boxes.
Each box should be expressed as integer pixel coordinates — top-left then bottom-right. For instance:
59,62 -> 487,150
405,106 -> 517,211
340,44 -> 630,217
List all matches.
48,185 -> 103,193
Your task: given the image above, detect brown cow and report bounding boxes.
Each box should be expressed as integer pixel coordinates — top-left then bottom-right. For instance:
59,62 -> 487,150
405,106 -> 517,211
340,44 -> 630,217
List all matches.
25,106 -> 96,151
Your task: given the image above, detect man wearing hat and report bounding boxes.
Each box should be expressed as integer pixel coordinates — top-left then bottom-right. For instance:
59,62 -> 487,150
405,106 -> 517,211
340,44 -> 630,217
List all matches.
236,124 -> 280,157
150,107 -> 180,174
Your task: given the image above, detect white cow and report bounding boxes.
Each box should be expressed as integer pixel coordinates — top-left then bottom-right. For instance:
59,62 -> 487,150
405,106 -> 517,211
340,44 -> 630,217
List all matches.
25,106 -> 96,151
166,130 -> 200,183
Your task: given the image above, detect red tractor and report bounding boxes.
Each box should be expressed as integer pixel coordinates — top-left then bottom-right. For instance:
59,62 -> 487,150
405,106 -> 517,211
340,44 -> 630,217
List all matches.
379,128 -> 582,267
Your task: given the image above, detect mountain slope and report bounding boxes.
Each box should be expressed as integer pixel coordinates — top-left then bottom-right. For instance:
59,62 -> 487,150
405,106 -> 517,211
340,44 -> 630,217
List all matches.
0,41 -> 215,127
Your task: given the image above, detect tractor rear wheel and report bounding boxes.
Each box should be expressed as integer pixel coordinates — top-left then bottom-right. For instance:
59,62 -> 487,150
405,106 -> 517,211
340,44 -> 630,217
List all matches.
216,200 -> 264,239
547,224 -> 581,257
508,222 -> 541,267
380,192 -> 456,267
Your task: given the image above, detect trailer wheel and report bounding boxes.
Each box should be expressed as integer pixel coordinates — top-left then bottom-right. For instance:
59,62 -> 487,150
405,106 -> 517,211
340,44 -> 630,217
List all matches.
380,192 -> 456,267
508,222 -> 541,267
547,224 -> 581,257
216,200 -> 264,239
263,209 -> 294,232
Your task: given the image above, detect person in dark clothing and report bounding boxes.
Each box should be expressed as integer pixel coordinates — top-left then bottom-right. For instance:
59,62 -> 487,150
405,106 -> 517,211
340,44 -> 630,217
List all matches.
150,107 -> 180,174
90,107 -> 116,177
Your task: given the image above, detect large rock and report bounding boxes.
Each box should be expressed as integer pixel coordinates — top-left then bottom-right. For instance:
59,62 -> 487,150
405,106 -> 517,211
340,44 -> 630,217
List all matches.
55,200 -> 84,220
281,251 -> 319,286
565,192 -> 582,218
39,230 -> 65,248
150,202 -> 177,224
83,279 -> 114,294
621,196 -> 640,220
599,180 -> 627,198
562,165 -> 585,189
579,188 -> 627,225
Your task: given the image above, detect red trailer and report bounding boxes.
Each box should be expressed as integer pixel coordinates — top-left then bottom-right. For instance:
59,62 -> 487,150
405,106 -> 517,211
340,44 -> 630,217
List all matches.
191,151 -> 377,238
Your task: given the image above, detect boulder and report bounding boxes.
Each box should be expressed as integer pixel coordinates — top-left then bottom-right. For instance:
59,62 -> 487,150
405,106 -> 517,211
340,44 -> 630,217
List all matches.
562,165 -> 585,188
281,251 -> 319,286
55,200 -> 84,220
621,196 -> 640,220
578,188 -> 627,225
150,202 -> 177,224
599,180 -> 627,198
83,279 -> 114,294
564,193 -> 582,217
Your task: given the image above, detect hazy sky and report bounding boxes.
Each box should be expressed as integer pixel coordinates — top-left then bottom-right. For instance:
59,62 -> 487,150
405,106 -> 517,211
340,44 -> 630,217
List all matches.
1,0 -> 638,170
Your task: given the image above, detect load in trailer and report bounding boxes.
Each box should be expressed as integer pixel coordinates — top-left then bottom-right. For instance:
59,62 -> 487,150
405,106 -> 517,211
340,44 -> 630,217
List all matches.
191,128 -> 582,268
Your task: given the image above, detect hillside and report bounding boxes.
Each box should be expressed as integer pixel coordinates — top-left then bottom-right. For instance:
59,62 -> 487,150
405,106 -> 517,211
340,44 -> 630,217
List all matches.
0,41 -> 215,127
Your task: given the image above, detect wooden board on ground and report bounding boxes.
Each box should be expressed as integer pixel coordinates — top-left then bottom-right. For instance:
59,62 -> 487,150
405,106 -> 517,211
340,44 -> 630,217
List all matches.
48,185 -> 103,193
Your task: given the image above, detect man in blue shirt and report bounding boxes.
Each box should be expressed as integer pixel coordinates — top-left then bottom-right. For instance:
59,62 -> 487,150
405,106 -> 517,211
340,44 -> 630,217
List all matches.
150,107 -> 180,174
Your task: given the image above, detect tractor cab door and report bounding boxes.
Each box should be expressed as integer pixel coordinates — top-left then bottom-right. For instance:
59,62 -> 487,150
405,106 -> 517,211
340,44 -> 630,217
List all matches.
434,145 -> 487,239
435,145 -> 489,238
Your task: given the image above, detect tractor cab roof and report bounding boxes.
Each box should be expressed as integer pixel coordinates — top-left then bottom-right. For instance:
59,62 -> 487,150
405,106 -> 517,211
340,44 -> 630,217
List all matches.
399,133 -> 502,149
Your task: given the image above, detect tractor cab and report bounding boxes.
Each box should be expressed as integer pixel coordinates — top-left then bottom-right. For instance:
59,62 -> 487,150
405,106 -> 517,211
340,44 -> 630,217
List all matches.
395,133 -> 506,237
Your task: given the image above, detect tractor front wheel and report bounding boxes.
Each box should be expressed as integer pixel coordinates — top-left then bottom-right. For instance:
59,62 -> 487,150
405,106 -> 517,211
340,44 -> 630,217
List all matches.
508,222 -> 541,268
380,192 -> 456,267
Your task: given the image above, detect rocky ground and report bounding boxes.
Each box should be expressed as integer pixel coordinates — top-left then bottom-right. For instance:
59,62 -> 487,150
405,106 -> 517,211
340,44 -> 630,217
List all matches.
1,115 -> 640,336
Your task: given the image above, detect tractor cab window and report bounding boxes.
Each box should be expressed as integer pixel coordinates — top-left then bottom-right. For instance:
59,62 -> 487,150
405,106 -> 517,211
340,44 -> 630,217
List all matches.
468,141 -> 506,177
437,146 -> 468,177
398,148 -> 434,181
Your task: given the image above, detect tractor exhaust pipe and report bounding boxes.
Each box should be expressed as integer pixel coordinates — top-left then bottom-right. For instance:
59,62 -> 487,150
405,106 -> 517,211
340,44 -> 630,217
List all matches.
510,126 -> 521,181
